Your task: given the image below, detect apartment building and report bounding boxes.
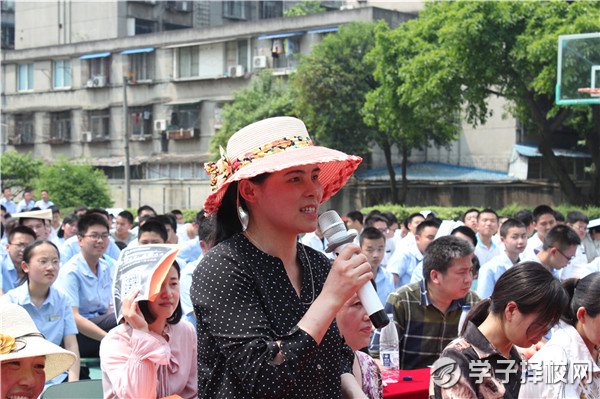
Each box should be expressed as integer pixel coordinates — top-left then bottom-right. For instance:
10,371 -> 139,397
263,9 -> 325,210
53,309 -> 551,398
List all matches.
1,4 -> 411,210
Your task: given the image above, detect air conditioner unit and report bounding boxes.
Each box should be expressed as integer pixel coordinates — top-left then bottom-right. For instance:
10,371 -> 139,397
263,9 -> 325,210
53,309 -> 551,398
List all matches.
227,65 -> 244,77
154,119 -> 167,131
87,76 -> 106,88
253,55 -> 267,69
81,131 -> 92,143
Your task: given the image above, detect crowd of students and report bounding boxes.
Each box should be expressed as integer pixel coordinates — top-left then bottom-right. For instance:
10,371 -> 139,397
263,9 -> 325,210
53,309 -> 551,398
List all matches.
2,116 -> 600,399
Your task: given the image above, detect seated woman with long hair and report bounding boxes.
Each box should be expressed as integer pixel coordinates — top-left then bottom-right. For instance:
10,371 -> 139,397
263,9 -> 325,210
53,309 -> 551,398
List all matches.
519,272 -> 600,398
431,262 -> 568,399
100,261 -> 197,399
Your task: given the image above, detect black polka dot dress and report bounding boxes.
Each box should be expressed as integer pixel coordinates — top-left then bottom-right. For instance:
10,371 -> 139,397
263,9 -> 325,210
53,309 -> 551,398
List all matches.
191,233 -> 353,398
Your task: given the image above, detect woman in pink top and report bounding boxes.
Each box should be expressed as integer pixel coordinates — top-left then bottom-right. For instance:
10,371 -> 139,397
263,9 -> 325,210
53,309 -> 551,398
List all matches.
100,262 -> 197,399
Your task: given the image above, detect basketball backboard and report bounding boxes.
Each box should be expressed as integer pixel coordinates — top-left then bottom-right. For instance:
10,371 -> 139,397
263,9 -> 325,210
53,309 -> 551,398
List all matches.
556,32 -> 600,105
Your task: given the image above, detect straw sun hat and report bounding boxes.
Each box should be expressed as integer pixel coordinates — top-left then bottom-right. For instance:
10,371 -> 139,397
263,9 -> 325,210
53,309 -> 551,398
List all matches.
0,303 -> 76,381
204,116 -> 362,214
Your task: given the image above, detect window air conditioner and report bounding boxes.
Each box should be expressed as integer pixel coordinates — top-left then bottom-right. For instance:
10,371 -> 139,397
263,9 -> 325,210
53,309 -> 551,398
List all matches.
81,131 -> 92,142
87,76 -> 106,88
154,119 -> 167,131
228,65 -> 244,77
253,56 -> 267,69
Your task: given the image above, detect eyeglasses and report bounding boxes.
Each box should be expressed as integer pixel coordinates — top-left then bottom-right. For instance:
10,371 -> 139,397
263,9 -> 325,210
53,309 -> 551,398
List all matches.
9,243 -> 28,249
35,259 -> 60,267
83,233 -> 110,241
554,247 -> 575,262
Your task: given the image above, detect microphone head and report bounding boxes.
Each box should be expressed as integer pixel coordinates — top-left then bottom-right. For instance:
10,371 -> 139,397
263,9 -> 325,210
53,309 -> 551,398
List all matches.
318,210 -> 357,253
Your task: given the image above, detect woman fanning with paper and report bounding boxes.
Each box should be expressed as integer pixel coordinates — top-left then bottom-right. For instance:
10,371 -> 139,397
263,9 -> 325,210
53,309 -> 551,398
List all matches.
100,260 -> 197,399
191,116 -> 371,398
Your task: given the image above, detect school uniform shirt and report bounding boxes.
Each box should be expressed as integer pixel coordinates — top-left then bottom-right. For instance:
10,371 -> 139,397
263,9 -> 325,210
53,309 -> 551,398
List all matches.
16,198 -> 35,213
100,322 -> 198,399
178,236 -> 203,264
1,283 -> 79,386
374,266 -> 395,307
474,234 -> 502,266
55,253 -> 113,319
0,197 -> 17,214
34,199 -> 54,210
0,253 -> 20,293
191,233 -> 354,398
522,234 -> 543,262
1,283 -> 78,345
431,321 -> 523,399
519,321 -> 600,399
180,256 -> 202,326
476,252 -> 517,299
387,243 -> 423,288
59,234 -> 121,264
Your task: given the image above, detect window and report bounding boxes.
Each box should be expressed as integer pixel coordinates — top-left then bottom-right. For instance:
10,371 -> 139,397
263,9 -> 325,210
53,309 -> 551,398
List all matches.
272,37 -> 300,69
177,46 -> 200,78
135,18 -> 156,35
170,105 -> 199,130
89,110 -> 110,139
145,162 -> 209,180
14,114 -> 35,144
223,1 -> 246,19
88,57 -> 110,82
17,63 -> 34,91
128,107 -> 153,137
259,1 -> 283,19
53,60 -> 71,89
50,111 -> 71,141
225,40 -> 248,74
129,52 -> 154,81
1,22 -> 14,49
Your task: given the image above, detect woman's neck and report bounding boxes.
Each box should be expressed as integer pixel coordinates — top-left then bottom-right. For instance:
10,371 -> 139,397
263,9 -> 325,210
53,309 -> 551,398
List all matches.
478,314 -> 513,358
244,223 -> 298,262
576,321 -> 599,360
148,318 -> 168,336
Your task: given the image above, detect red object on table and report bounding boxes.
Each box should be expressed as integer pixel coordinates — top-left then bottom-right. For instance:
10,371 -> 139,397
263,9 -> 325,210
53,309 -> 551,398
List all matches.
382,368 -> 430,399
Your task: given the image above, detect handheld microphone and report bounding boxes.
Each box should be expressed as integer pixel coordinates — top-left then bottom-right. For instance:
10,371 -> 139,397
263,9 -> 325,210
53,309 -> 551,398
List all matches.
318,210 -> 390,329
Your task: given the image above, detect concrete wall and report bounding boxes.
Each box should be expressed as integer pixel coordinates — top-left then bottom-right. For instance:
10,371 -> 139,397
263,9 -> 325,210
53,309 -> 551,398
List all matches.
370,95 -> 517,173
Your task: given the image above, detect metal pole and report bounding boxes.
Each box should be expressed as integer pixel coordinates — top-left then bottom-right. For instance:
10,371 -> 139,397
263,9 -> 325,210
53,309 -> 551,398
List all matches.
123,76 -> 132,208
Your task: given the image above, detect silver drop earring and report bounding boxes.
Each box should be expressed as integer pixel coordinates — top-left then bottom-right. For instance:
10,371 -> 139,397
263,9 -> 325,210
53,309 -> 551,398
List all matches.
237,188 -> 249,231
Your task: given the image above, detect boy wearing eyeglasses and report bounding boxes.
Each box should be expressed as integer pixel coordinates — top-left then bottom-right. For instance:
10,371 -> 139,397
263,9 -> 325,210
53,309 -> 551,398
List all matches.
55,213 -> 117,365
522,224 -> 581,280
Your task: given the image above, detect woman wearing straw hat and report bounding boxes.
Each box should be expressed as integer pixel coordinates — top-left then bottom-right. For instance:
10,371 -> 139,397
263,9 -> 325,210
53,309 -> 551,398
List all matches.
1,302 -> 77,399
191,116 -> 371,398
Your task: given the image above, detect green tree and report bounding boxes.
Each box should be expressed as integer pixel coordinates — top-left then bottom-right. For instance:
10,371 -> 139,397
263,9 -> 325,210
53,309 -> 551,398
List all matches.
363,22 -> 458,203
283,1 -> 326,17
292,22 -> 378,162
209,70 -> 295,159
0,151 -> 42,193
35,158 -> 113,208
374,1 -> 600,205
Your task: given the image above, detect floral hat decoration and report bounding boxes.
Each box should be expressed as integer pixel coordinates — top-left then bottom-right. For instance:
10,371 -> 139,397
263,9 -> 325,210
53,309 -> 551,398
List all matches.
204,116 -> 362,214
0,303 -> 76,381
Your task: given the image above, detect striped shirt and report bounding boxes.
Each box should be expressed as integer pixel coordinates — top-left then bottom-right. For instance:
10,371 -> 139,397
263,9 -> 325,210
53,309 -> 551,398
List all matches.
384,280 -> 479,370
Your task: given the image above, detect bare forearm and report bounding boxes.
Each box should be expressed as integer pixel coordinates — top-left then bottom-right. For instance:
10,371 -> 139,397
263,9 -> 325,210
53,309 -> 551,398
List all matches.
74,313 -> 107,341
297,293 -> 342,345
64,334 -> 80,381
341,372 -> 367,399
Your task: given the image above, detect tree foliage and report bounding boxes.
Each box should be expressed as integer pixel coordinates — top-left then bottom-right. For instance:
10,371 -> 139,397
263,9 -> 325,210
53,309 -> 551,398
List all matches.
209,71 -> 295,159
292,22 -> 379,160
371,0 -> 600,204
283,1 -> 326,17
0,151 -> 42,193
35,158 -> 113,208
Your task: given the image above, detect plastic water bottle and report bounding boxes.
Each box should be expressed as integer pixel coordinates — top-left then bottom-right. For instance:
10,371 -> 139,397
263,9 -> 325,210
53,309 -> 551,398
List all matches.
458,304 -> 471,335
379,313 -> 399,370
